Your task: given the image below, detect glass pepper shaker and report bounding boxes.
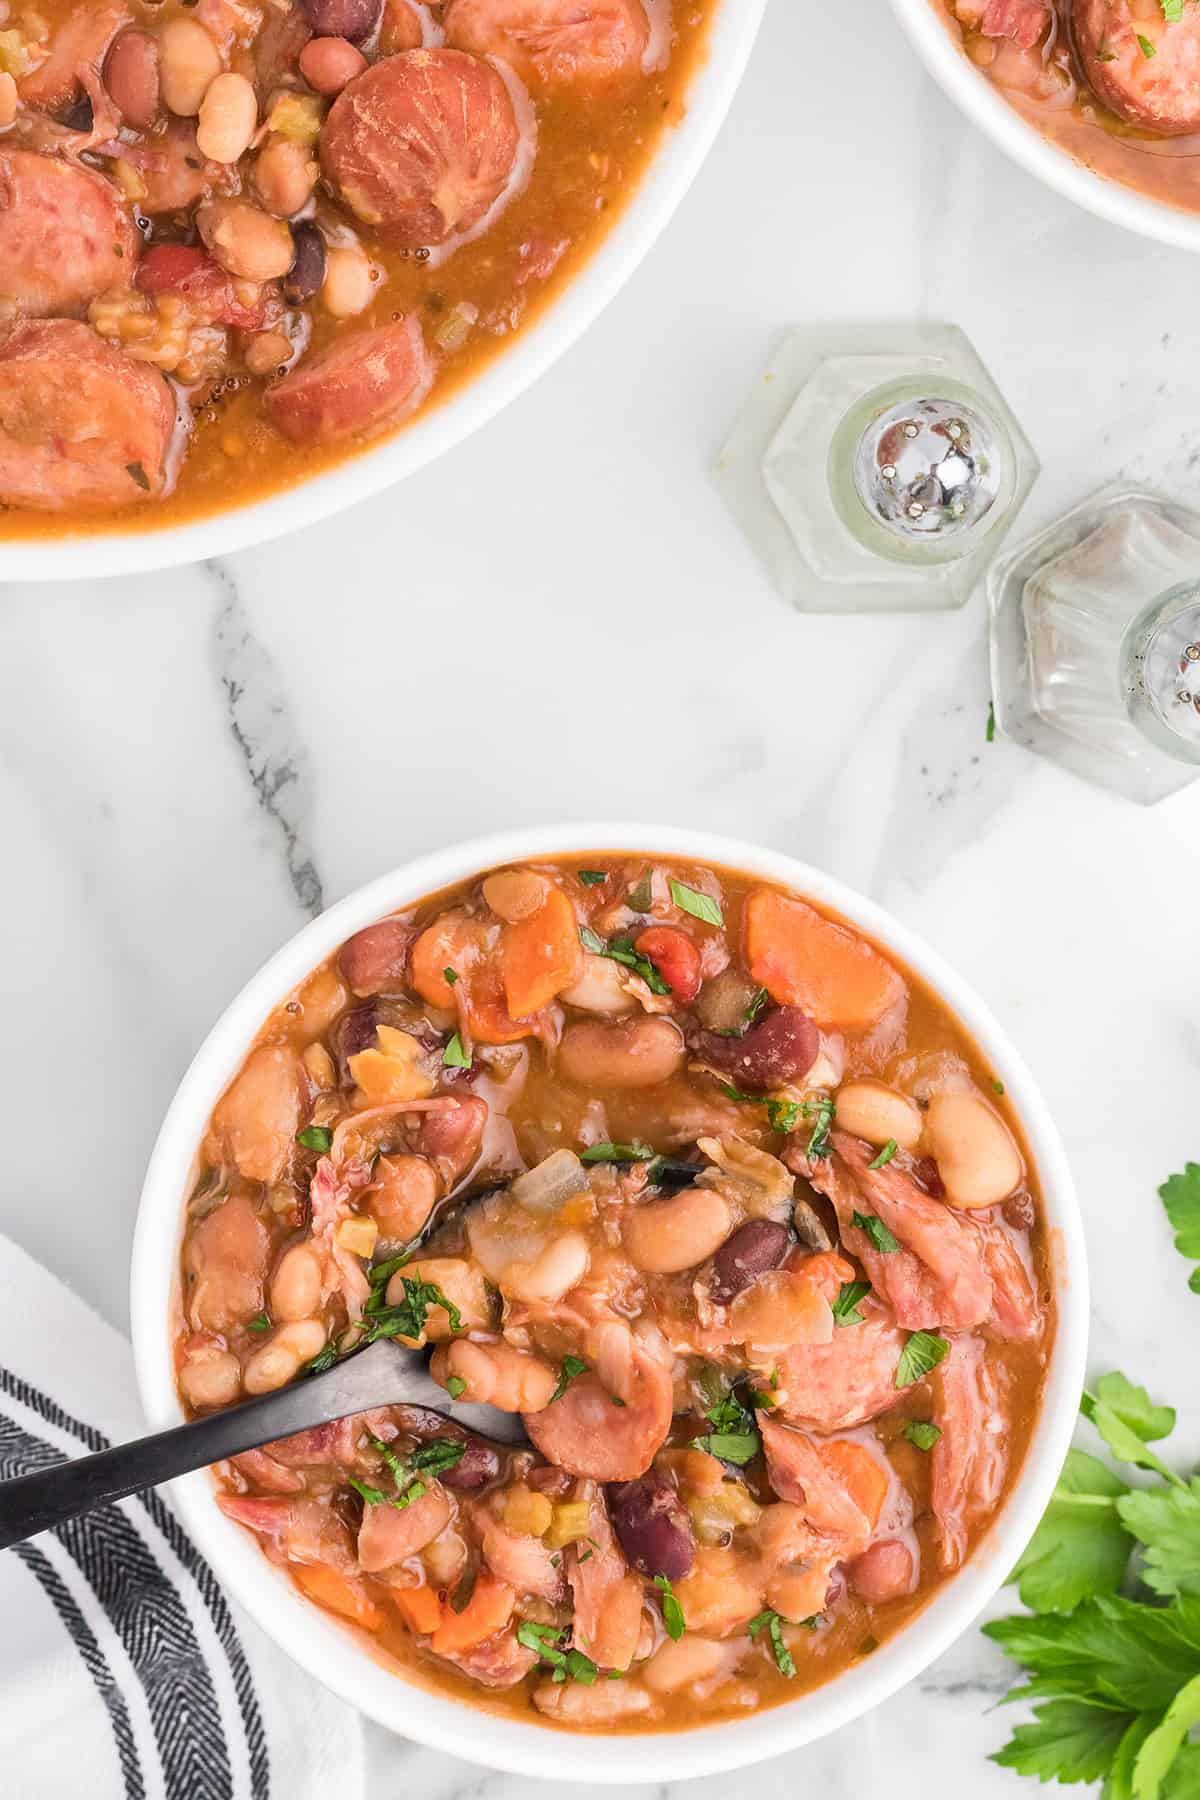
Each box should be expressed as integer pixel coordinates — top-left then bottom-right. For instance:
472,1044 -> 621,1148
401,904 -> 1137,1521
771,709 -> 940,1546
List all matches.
715,322 -> 1040,613
989,486 -> 1200,804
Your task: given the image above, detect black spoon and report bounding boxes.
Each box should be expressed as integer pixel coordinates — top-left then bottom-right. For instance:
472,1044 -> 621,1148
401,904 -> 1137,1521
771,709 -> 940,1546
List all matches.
0,1338 -> 526,1553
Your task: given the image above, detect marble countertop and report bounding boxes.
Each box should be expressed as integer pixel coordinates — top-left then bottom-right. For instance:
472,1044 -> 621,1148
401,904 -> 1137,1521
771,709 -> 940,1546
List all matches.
5,0 -> 1200,1792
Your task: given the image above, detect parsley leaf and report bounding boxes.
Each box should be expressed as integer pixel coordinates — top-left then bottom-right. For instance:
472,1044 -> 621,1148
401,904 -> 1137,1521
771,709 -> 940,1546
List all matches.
831,1280 -> 870,1327
1137,31 -> 1156,53
1009,1449 -> 1133,1614
578,925 -> 670,996
1081,1375 -> 1182,1486
442,965 -> 458,985
626,872 -> 653,912
296,1125 -> 333,1153
443,1031 -> 471,1069
668,879 -> 723,927
358,1275 -> 462,1348
579,1140 -> 654,1164
748,1609 -> 797,1678
1119,1479 -> 1200,1600
549,1354 -> 589,1404
578,870 -> 607,886
407,1437 -> 467,1477
852,1211 -> 901,1255
654,1574 -> 686,1640
990,1697 -> 1134,1785
903,1420 -> 941,1451
894,1331 -> 949,1389
1159,1164 -> 1200,1293
247,1311 -> 273,1333
516,1620 -> 603,1685
765,1098 -> 802,1134
868,1139 -> 899,1170
745,987 -> 769,1024
445,1375 -> 466,1400
1162,0 -> 1183,18
986,700 -> 996,743
691,1430 -> 760,1465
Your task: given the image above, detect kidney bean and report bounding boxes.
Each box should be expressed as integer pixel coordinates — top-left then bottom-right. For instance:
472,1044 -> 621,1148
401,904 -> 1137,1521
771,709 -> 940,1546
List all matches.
330,1001 -> 377,1083
606,1472 -> 695,1581
300,0 -> 382,41
697,1004 -> 818,1094
710,1218 -> 791,1304
286,224 -> 331,307
104,28 -> 161,129
299,33 -> 368,94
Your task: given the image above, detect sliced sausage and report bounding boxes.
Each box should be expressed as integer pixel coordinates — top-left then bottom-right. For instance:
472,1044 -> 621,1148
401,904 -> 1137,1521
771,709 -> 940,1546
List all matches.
1073,0 -> 1200,134
319,49 -> 520,249
264,316 -> 433,446
0,320 -> 175,512
443,0 -> 647,90
0,151 -> 138,318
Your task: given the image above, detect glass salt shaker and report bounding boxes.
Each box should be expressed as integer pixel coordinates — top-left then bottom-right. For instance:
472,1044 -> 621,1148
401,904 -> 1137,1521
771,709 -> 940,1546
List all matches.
989,486 -> 1200,804
714,322 -> 1040,612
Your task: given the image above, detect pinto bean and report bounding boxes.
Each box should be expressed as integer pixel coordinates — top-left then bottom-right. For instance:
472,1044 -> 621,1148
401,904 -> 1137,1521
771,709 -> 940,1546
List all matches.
729,1268 -> 834,1352
765,1563 -> 832,1620
243,1319 -> 327,1393
270,1243 -> 323,1322
606,1472 -> 695,1580
298,33 -> 367,93
199,198 -> 294,281
710,1218 -> 791,1304
847,1537 -> 916,1603
558,1017 -> 684,1089
300,0 -> 382,40
925,1091 -> 1022,1210
159,17 -> 222,117
697,1005 -> 819,1094
482,867 -> 549,923
210,1043 -> 301,1184
835,1079 -> 922,1152
255,136 -> 319,219
431,1338 -> 557,1412
368,1152 -> 439,1241
338,917 -> 414,996
358,1481 -> 450,1569
197,71 -> 257,163
104,29 -> 161,129
623,1186 -> 732,1275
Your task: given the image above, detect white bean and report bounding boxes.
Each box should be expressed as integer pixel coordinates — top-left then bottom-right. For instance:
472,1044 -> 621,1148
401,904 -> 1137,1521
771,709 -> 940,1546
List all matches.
270,1243 -> 323,1322
158,17 -> 221,117
321,245 -> 374,317
925,1090 -> 1022,1209
624,1187 -> 732,1275
243,1318 -> 327,1393
179,1345 -> 241,1409
835,1079 -> 923,1152
196,71 -> 257,164
502,1231 -> 590,1303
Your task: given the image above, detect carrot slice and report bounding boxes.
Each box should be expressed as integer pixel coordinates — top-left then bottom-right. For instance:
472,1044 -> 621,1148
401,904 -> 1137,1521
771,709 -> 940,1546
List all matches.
743,889 -> 905,1030
394,1582 -> 444,1636
817,1440 -> 889,1533
501,885 -> 582,1019
292,1564 -> 383,1631
429,1571 -> 515,1655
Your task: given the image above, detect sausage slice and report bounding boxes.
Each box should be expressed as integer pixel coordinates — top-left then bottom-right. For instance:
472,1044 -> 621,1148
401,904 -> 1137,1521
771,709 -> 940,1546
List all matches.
0,150 -> 139,317
1073,0 -> 1200,134
443,0 -> 648,90
264,316 -> 434,446
0,321 -> 175,511
319,49 -> 521,248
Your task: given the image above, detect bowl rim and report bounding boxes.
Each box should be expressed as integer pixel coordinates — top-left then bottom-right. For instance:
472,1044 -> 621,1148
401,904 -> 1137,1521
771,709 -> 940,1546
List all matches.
2,0 -> 764,584
887,0 -> 1200,253
131,822 -> 1089,1782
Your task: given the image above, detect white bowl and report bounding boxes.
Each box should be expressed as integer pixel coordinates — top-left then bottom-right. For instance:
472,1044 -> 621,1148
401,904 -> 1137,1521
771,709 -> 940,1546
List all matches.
889,0 -> 1200,252
4,0 -> 763,585
131,823 -> 1088,1783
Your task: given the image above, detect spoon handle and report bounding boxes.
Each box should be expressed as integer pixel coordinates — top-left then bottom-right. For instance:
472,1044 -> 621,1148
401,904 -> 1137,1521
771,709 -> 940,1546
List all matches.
0,1340 -> 408,1551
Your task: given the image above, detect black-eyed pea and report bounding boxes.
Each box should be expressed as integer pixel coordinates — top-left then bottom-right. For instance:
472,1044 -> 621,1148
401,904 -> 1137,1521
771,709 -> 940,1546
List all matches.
242,1318 -> 326,1393
924,1089 -> 1022,1209
623,1186 -> 732,1275
269,1242 -> 323,1322
834,1078 -> 923,1151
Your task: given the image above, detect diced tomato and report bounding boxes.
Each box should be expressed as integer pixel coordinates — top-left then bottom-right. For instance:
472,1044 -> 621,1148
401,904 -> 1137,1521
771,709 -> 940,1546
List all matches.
501,884 -> 582,1017
744,889 -> 906,1030
136,244 -> 271,329
633,926 -> 701,1004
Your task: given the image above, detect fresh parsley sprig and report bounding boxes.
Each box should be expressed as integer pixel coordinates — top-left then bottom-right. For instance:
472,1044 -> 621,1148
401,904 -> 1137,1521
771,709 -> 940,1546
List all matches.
516,1620 -> 605,1685
690,1386 -> 761,1466
654,1574 -> 687,1640
1159,1164 -> 1200,1294
578,924 -> 670,996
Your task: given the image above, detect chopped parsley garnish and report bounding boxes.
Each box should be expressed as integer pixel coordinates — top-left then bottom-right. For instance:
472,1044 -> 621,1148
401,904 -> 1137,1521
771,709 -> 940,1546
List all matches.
549,1354 -> 589,1404
986,700 -> 996,742
126,460 -> 150,491
903,1420 -> 942,1452
748,1385 -> 777,1409
714,1084 -> 800,1136
578,925 -> 670,996
831,1280 -> 871,1327
804,1096 -> 835,1159
852,1211 -> 901,1255
442,965 -> 458,985
691,1389 -> 761,1465
745,986 -> 769,1024
748,1609 -> 797,1678
868,1139 -> 899,1170
578,869 -> 607,887
367,1250 -> 411,1292
445,1375 -> 467,1399
895,1330 -> 950,1389
579,1140 -> 655,1165
668,879 -> 723,927
301,1342 -> 340,1376
357,1275 -> 462,1348
626,872 -> 653,912
654,1574 -> 686,1640
1162,0 -> 1183,17
442,1031 -> 471,1069
1137,30 -> 1156,53
296,1125 -> 333,1153
247,1311 -> 273,1333
350,1434 -> 463,1510
516,1620 -> 602,1685
406,1436 -> 467,1477
992,1078 -> 1006,1096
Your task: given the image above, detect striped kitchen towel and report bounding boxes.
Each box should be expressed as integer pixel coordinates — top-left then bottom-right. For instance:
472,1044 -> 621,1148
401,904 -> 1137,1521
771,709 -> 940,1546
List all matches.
0,1233 -> 364,1800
